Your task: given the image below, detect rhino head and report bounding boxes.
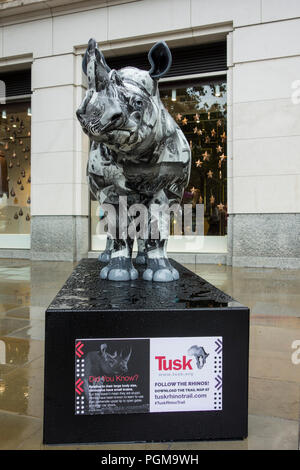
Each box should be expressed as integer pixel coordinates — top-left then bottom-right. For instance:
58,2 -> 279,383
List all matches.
76,38 -> 172,154
99,343 -> 132,375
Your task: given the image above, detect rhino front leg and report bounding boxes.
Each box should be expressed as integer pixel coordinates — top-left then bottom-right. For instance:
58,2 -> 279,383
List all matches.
142,190 -> 179,282
143,239 -> 179,282
100,238 -> 138,281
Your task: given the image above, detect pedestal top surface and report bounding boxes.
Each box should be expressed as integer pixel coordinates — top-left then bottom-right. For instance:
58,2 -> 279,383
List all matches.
47,259 -> 245,312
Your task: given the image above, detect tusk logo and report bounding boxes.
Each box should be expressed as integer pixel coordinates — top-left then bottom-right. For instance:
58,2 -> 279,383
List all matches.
188,345 -> 209,369
154,346 -> 209,371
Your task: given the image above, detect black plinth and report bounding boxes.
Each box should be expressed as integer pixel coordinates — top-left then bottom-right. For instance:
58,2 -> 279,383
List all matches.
43,259 -> 249,445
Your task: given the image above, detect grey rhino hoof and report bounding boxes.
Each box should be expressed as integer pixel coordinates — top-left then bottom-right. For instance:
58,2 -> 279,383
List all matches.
135,254 -> 146,265
100,257 -> 139,281
143,267 -> 179,282
98,251 -> 111,263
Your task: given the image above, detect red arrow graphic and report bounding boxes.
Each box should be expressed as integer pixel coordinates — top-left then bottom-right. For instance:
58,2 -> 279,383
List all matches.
75,341 -> 84,358
75,378 -> 84,395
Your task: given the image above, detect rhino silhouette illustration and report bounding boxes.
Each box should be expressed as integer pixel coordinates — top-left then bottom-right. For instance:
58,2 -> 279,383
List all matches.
86,343 -> 132,377
188,345 -> 209,369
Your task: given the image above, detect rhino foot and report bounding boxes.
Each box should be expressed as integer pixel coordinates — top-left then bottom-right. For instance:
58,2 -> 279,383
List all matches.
143,258 -> 179,282
100,257 -> 138,281
98,250 -> 111,263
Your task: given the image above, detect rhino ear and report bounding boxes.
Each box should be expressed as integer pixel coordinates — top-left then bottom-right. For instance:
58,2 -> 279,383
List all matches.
148,41 -> 172,79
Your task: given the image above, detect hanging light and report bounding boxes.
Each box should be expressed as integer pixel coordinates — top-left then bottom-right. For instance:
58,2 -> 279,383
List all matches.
171,89 -> 177,102
1,110 -> 7,119
0,150 -> 9,198
215,85 -> 221,97
27,108 -> 32,116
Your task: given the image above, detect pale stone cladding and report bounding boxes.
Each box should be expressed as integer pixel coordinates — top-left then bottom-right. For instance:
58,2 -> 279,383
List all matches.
0,0 -> 299,266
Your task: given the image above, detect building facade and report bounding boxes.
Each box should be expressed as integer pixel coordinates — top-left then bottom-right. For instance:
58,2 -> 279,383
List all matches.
0,0 -> 299,268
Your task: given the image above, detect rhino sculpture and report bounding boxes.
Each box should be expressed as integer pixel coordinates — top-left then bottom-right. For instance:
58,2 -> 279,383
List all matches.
77,38 -> 191,282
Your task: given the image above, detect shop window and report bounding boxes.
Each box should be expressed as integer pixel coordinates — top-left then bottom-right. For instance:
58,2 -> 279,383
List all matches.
0,101 -> 31,249
90,77 -> 227,254
159,77 -> 227,252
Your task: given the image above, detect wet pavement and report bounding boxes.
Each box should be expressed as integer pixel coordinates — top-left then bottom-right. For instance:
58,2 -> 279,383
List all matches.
0,258 -> 299,450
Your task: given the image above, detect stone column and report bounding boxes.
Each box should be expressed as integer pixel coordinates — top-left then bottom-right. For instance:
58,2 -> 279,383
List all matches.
31,53 -> 89,261
229,18 -> 300,268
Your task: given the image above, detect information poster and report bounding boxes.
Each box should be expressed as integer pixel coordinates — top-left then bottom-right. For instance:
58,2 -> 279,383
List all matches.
149,337 -> 222,413
75,336 -> 222,416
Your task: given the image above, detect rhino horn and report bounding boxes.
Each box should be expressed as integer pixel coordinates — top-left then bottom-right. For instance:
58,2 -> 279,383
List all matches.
100,343 -> 108,358
122,348 -> 132,361
82,38 -> 111,86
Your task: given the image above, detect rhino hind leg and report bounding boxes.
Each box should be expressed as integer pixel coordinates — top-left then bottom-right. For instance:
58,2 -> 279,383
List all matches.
135,254 -> 146,265
135,239 -> 147,265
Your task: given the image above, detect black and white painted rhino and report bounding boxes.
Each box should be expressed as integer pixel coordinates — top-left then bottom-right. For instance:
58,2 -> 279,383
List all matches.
76,38 -> 191,282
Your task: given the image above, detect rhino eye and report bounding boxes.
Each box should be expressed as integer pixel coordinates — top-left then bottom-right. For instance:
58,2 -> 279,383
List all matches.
129,96 -> 143,110
132,99 -> 143,111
